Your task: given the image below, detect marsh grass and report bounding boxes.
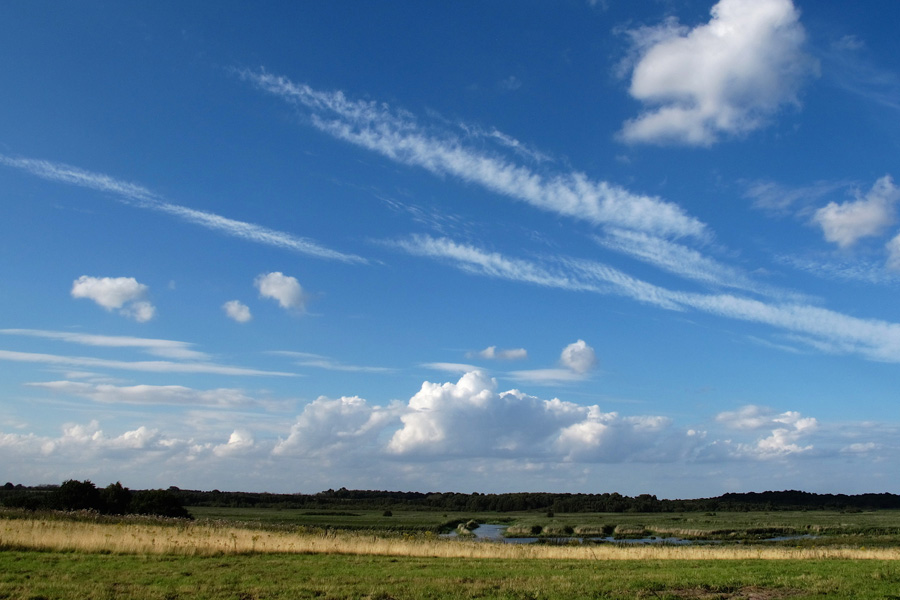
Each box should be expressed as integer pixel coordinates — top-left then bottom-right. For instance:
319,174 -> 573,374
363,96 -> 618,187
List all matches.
3,514 -> 900,560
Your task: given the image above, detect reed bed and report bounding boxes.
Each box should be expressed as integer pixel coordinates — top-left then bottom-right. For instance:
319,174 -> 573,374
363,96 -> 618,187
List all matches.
3,516 -> 900,560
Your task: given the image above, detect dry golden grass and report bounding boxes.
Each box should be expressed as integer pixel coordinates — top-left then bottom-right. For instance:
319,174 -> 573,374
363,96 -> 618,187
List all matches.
3,517 -> 900,560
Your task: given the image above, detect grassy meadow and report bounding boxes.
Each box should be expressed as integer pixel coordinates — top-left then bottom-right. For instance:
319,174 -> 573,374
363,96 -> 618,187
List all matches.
6,550 -> 900,599
4,508 -> 900,598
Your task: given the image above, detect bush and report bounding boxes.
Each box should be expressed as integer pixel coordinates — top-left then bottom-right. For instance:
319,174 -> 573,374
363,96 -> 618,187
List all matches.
52,480 -> 102,512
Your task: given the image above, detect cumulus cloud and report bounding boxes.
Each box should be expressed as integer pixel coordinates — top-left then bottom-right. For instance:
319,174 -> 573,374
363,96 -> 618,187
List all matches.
511,340 -> 597,384
387,371 -> 687,462
620,0 -> 817,146
716,404 -> 817,458
1,420 -> 176,459
71,276 -> 156,322
555,409 -> 675,462
274,395 -> 395,457
467,346 -> 528,361
387,371 -> 580,457
255,272 -> 306,311
213,429 -> 255,457
560,340 -> 597,374
813,176 -> 900,248
223,300 -> 252,323
5,374 -> 893,489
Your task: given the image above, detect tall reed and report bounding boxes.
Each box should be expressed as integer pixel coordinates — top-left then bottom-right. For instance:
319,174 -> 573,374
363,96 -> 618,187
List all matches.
3,516 -> 900,560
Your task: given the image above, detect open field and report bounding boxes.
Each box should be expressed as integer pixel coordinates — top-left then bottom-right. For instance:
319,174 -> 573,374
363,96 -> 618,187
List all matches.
4,511 -> 900,599
4,549 -> 900,599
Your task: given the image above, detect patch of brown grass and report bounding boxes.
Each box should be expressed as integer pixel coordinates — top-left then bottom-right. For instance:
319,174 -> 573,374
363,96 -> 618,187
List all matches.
3,516 -> 900,560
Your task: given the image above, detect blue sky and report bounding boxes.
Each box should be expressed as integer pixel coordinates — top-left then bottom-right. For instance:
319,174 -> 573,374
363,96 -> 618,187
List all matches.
2,0 -> 900,498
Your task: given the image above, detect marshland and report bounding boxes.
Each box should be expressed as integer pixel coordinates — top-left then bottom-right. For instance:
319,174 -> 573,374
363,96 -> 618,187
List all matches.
5,485 -> 900,598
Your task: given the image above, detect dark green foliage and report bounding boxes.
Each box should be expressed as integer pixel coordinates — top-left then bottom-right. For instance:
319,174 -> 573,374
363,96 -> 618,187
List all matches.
5,480 -> 900,515
52,479 -> 102,511
130,489 -> 192,519
100,482 -> 132,515
0,480 -> 190,519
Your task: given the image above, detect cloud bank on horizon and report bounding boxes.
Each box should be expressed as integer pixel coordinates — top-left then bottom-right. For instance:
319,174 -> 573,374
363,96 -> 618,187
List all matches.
1,0 -> 899,497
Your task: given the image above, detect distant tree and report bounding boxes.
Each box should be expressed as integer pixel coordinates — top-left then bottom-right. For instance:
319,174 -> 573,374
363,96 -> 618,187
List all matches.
52,479 -> 102,511
100,482 -> 132,515
130,489 -> 192,519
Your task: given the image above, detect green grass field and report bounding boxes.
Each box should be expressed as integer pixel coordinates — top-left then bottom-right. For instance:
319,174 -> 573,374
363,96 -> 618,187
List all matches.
4,550 -> 900,599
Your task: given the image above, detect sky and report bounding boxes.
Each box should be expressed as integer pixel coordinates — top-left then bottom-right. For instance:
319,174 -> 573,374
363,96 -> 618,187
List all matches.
2,0 -> 900,499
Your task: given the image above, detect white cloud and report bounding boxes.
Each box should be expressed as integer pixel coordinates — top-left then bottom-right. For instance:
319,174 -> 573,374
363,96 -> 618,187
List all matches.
223,300 -> 252,323
716,405 -> 817,459
28,380 -> 256,407
422,362 -> 483,374
813,176 -> 900,248
1,420 -> 177,459
394,235 -> 601,293
243,70 -> 707,239
387,371 -> 686,462
393,235 -> 900,363
272,351 -> 394,373
2,376 -> 895,489
507,368 -> 591,385
467,346 -> 528,361
0,349 -> 295,377
743,179 -> 848,215
213,429 -> 256,457
595,228 -> 781,297
560,339 -> 597,374
255,272 -> 306,311
620,0 -> 816,146
387,371 -> 579,457
0,154 -> 365,264
0,329 -> 209,360
510,340 -> 597,384
886,234 -> 900,272
555,409 -> 676,462
274,395 -> 395,457
71,276 -> 156,322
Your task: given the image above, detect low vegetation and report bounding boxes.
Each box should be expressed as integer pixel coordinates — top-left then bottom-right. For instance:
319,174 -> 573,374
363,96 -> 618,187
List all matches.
5,483 -> 900,598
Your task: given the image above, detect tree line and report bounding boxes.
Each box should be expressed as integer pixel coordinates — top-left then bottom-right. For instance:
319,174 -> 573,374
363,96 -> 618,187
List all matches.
5,482 -> 899,514
1,480 -> 190,518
